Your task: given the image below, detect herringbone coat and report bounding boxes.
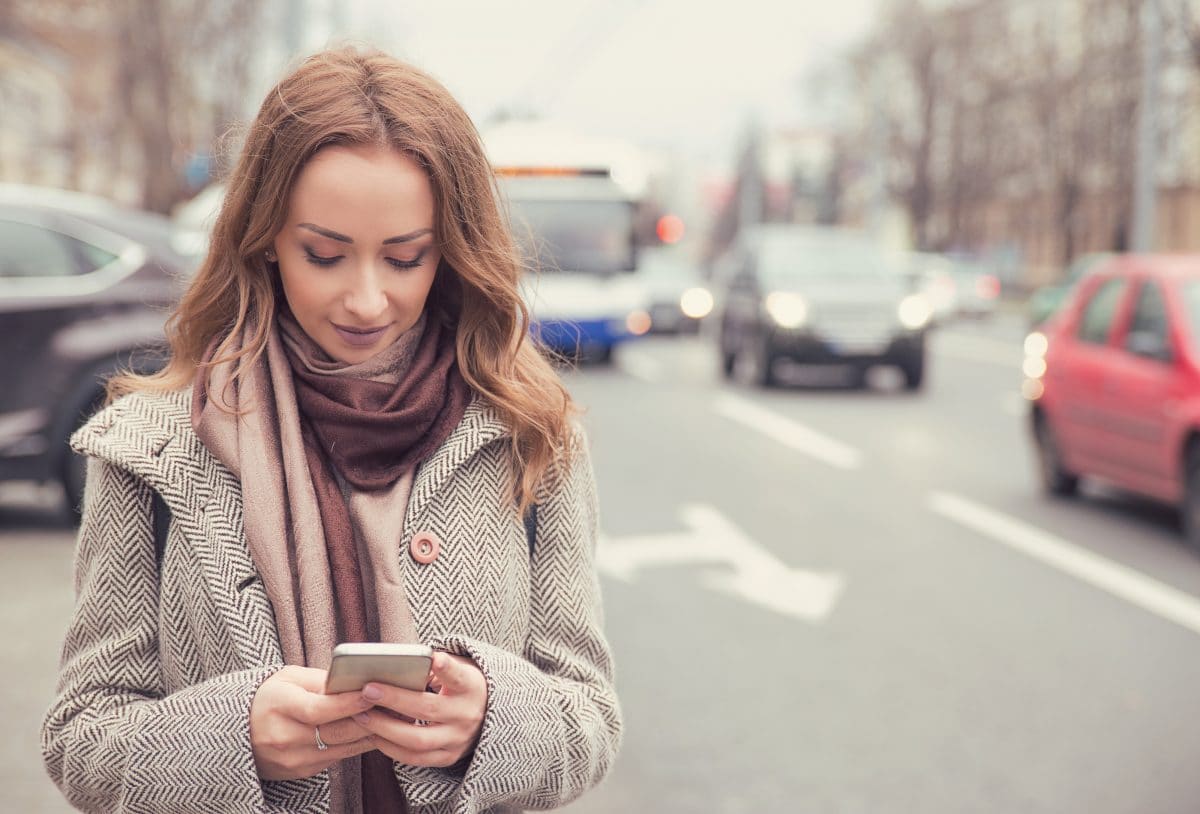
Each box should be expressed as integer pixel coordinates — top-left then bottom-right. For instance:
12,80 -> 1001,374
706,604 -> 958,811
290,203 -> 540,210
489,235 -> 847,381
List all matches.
42,388 -> 621,813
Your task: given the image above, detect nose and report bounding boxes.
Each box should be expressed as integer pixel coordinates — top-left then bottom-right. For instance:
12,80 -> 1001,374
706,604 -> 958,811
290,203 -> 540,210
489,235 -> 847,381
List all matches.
343,265 -> 388,322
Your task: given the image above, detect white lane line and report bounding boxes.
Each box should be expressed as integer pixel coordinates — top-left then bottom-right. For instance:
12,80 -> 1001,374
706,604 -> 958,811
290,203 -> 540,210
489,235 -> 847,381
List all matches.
714,393 -> 862,470
929,491 -> 1200,637
616,350 -> 662,383
934,333 -> 1021,368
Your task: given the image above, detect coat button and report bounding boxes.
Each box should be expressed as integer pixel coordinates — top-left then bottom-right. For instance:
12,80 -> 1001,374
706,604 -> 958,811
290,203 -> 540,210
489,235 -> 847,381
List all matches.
410,531 -> 441,564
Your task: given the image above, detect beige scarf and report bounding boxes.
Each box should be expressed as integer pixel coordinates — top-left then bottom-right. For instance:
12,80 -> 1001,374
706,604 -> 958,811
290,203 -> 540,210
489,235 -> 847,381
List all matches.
192,311 -> 446,813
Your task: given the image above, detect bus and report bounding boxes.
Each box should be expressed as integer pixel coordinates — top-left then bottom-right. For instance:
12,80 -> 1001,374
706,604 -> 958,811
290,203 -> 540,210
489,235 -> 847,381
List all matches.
485,121 -> 650,362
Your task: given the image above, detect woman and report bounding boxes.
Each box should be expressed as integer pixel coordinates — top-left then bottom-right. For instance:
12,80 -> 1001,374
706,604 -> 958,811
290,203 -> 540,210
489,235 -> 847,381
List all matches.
41,46 -> 621,814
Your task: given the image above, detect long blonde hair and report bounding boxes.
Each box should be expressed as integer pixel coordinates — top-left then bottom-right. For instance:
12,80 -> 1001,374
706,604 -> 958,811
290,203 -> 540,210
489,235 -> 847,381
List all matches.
110,46 -> 577,509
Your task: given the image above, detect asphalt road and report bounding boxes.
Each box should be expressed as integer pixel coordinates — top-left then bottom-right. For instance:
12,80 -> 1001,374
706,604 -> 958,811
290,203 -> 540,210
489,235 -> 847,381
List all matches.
6,314 -> 1200,812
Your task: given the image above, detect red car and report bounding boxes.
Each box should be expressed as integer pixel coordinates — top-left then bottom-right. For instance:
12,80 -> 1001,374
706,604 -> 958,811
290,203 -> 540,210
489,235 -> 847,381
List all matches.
1025,254 -> 1200,549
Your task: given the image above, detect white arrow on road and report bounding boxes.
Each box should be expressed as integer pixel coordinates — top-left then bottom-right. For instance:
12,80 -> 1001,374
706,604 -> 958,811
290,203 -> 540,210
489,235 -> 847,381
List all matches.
597,503 -> 845,623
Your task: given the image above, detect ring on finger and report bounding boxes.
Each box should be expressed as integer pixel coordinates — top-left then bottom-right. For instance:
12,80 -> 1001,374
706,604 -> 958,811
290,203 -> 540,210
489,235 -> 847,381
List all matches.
314,725 -> 329,751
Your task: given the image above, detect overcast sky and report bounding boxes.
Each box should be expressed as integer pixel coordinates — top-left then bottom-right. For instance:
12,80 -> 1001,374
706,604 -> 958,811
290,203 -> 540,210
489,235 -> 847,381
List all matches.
303,0 -> 880,163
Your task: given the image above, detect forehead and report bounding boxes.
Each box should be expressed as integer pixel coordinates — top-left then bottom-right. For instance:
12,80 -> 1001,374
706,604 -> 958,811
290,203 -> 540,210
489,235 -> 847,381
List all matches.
287,144 -> 435,232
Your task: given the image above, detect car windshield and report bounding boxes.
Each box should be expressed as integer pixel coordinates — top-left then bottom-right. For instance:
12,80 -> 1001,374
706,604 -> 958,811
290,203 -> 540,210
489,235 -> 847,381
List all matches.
507,199 -> 635,274
758,234 -> 904,286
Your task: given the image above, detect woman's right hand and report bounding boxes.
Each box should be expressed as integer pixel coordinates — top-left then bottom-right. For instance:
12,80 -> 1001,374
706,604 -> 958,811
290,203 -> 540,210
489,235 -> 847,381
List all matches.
250,665 -> 377,781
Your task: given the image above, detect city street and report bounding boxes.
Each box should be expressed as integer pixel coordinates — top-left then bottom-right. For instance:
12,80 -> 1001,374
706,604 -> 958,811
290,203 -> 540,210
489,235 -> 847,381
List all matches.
7,314 -> 1200,812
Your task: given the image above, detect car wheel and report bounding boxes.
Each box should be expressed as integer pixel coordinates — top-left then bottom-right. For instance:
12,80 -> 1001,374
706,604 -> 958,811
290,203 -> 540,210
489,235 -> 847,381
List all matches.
720,351 -> 736,379
1034,414 -> 1079,497
735,335 -> 776,388
718,323 -> 737,379
902,356 -> 925,391
1181,445 -> 1200,554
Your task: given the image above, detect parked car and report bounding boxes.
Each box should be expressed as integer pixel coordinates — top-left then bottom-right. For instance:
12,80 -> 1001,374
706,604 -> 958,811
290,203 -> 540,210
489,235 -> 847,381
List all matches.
715,225 -> 931,389
0,185 -> 197,513
946,256 -> 1001,318
634,246 -> 713,334
908,252 -> 959,325
1027,251 -> 1114,327
1024,253 -> 1200,550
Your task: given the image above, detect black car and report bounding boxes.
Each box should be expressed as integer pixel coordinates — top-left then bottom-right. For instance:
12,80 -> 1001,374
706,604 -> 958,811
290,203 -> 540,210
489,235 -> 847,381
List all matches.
0,185 -> 197,512
634,246 -> 713,334
716,225 -> 931,389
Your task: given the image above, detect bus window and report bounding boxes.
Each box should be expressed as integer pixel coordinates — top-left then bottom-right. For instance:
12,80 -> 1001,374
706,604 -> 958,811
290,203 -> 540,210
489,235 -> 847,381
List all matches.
507,199 -> 635,274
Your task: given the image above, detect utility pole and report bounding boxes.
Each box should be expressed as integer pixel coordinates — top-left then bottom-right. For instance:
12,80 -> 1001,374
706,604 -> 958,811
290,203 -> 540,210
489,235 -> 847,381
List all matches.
737,122 -> 764,228
866,58 -> 889,241
1132,0 -> 1162,252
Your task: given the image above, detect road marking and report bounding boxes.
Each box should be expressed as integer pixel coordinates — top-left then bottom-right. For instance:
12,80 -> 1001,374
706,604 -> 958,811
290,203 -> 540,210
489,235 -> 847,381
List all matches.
714,393 -> 862,470
933,332 -> 1021,368
598,503 -> 845,623
616,350 -> 662,383
929,491 -> 1200,637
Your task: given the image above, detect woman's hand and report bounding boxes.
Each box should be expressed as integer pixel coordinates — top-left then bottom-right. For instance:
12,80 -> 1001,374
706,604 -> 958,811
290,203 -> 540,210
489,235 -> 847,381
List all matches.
250,666 -> 377,781
352,651 -> 488,769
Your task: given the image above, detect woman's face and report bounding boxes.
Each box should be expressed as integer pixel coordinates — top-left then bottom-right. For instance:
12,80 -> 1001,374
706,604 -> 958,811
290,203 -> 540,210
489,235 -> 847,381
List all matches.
272,144 -> 442,364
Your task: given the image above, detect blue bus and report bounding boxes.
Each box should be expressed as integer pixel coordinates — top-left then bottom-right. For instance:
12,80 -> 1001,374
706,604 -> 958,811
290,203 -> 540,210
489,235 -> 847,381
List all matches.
487,123 -> 650,362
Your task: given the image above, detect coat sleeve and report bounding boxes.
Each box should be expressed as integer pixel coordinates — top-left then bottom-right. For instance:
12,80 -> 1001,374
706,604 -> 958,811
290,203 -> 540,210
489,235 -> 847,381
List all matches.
40,456 -> 300,813
402,427 -> 623,813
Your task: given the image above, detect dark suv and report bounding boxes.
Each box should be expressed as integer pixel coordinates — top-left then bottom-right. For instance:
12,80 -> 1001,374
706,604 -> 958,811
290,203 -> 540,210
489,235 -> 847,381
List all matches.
0,185 -> 196,512
715,225 -> 931,389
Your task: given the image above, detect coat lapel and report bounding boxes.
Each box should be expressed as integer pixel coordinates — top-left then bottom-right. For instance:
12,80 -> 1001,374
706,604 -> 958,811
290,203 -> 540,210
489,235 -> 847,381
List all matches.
405,397 -> 510,531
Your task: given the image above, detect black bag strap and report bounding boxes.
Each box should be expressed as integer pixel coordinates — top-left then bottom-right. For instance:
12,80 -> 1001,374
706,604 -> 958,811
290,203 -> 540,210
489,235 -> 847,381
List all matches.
523,503 -> 538,559
151,490 -> 170,569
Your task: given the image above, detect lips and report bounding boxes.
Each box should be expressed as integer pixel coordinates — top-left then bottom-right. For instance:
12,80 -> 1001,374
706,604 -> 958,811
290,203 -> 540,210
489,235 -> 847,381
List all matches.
332,323 -> 391,347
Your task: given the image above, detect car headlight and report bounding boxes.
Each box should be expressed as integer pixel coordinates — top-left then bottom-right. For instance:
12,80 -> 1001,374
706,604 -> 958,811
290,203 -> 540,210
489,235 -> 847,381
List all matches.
1022,331 -> 1048,381
680,287 -> 714,319
897,294 -> 932,329
1024,331 -> 1048,358
764,292 -> 808,328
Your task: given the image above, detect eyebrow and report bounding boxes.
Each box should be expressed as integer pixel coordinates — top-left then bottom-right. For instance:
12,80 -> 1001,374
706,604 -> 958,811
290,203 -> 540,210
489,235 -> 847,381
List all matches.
297,222 -> 433,245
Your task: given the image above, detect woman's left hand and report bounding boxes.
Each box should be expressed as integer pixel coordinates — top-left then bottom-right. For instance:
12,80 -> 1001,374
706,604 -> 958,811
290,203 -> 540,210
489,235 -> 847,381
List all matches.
354,650 -> 487,768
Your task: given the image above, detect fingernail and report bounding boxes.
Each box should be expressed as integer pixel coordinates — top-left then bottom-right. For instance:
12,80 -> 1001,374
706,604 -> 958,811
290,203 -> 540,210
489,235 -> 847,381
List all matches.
354,712 -> 370,725
362,684 -> 383,702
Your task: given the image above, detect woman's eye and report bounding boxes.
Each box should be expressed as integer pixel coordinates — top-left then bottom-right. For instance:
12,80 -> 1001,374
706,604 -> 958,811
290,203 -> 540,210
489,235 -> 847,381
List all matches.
387,253 -> 426,270
303,247 -> 341,266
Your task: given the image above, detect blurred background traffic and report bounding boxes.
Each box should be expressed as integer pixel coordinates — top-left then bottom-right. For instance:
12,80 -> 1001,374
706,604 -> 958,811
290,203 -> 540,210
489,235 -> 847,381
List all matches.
6,1 -> 1200,811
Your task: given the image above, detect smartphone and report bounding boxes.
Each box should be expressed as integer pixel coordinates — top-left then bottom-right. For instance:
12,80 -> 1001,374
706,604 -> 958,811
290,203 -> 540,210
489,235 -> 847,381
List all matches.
325,643 -> 434,694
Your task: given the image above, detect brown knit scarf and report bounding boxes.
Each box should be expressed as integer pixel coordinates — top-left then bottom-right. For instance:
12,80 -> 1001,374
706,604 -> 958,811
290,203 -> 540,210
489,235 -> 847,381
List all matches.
192,307 -> 471,813
278,310 -> 471,645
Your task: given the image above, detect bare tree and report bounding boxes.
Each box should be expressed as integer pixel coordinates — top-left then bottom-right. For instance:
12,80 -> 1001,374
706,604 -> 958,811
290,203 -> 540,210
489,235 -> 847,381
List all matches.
114,0 -> 268,212
870,0 -> 940,249
7,0 -> 266,211
837,0 -> 1149,274
1162,0 -> 1200,65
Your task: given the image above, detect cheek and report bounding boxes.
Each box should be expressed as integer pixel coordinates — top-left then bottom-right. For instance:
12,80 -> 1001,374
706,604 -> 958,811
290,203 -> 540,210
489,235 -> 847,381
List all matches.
277,265 -> 332,316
